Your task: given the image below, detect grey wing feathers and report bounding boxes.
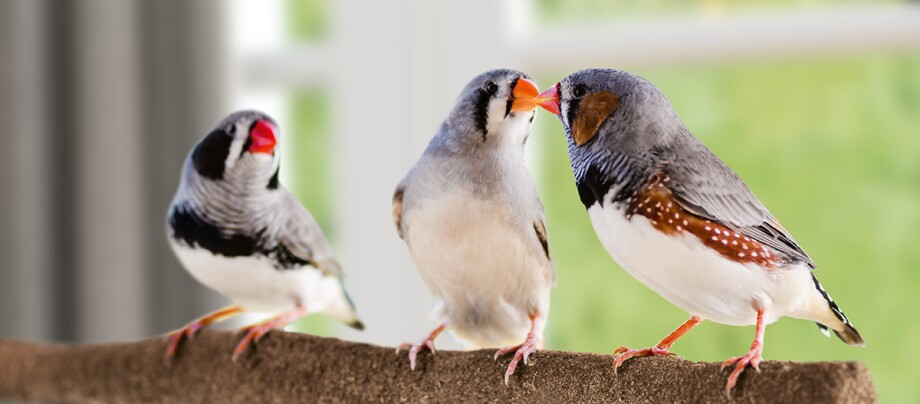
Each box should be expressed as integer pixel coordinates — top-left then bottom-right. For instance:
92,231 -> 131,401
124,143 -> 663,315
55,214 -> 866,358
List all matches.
666,143 -> 815,268
278,191 -> 342,277
393,186 -> 405,239
533,220 -> 551,261
533,218 -> 556,286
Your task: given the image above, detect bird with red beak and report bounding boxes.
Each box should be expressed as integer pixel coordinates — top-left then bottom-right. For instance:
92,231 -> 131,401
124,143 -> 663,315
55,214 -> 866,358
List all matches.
393,69 -> 556,384
164,110 -> 364,364
536,69 -> 863,396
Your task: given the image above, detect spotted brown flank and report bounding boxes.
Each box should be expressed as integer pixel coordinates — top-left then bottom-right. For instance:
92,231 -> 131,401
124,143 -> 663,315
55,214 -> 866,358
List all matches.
572,91 -> 619,146
625,173 -> 780,268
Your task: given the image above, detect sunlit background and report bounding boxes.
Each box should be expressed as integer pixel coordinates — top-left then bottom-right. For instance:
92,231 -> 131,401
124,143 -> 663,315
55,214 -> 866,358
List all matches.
1,0 -> 918,401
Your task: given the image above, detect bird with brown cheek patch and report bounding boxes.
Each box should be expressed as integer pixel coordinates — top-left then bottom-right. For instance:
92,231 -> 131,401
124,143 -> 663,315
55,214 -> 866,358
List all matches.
537,69 -> 864,396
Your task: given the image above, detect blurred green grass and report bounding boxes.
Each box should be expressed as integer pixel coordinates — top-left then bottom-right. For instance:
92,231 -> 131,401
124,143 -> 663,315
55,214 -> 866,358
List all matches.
534,52 -> 920,403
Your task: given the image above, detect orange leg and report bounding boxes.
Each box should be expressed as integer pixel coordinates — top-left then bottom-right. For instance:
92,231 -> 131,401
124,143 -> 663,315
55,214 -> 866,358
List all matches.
494,313 -> 543,385
396,324 -> 446,370
722,308 -> 767,395
232,307 -> 309,361
612,315 -> 702,372
164,305 -> 244,364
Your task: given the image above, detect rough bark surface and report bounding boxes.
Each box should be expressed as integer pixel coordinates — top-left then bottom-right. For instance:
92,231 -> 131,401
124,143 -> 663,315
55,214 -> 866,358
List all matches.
0,331 -> 876,403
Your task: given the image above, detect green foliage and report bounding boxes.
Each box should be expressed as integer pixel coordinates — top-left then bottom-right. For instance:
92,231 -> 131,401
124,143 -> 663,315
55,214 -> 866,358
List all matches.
534,52 -> 920,403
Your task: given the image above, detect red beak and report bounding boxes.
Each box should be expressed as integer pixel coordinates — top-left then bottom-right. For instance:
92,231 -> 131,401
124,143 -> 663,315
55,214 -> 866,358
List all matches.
248,120 -> 277,155
537,83 -> 561,115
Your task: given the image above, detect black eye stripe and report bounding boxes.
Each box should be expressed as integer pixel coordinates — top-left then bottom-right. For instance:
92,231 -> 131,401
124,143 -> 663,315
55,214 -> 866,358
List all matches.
192,129 -> 233,180
241,136 -> 252,157
473,87 -> 491,138
566,97 -> 581,130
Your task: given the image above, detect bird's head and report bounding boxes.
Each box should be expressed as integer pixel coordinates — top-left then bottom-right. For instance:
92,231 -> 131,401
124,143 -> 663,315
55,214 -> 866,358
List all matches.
444,69 -> 549,147
191,110 -> 281,189
538,68 -> 685,155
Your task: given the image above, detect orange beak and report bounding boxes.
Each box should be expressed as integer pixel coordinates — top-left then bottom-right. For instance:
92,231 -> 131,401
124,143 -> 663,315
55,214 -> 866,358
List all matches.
510,78 -> 545,113
536,83 -> 560,115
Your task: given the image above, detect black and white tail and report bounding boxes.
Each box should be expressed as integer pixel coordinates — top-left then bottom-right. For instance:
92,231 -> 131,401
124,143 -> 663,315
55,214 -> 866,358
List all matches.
813,273 -> 865,346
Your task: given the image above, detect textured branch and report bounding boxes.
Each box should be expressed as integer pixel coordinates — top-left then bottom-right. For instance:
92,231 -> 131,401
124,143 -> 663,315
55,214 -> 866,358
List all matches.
0,331 -> 875,403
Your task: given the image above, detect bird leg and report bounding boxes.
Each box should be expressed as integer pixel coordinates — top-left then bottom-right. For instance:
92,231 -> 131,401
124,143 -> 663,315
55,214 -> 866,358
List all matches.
494,313 -> 543,385
612,315 -> 701,372
232,307 -> 308,361
164,305 -> 244,364
722,308 -> 767,395
396,324 -> 446,370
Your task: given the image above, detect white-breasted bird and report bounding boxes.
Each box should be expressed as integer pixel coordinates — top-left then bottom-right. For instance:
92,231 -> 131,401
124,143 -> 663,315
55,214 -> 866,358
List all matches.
537,69 -> 864,395
164,110 -> 363,363
393,69 -> 555,383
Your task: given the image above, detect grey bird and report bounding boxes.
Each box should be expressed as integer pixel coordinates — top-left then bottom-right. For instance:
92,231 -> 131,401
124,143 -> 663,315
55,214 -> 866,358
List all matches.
393,69 -> 555,383
537,69 -> 863,394
164,110 -> 363,363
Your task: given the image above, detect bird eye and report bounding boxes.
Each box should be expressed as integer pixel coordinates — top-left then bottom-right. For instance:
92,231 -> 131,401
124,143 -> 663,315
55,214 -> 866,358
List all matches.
572,85 -> 588,99
482,80 -> 498,95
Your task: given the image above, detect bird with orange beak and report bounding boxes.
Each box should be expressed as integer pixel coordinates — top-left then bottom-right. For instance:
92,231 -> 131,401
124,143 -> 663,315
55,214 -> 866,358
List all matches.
393,69 -> 555,384
536,69 -> 863,395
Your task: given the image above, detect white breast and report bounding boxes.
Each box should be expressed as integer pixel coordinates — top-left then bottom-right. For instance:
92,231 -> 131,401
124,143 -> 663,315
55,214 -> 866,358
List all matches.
587,201 -> 818,326
404,192 -> 552,348
169,241 -> 345,314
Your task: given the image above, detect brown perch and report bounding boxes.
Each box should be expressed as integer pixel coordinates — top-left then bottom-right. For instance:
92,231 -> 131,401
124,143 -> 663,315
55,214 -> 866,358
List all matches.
0,330 -> 876,403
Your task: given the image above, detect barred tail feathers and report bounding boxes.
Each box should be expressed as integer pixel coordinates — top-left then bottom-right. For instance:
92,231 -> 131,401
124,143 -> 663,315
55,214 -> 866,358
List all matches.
812,274 -> 864,347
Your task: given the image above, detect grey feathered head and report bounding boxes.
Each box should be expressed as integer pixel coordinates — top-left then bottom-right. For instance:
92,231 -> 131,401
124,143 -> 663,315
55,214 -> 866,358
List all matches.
189,110 -> 281,189
441,69 -> 543,147
541,68 -> 688,156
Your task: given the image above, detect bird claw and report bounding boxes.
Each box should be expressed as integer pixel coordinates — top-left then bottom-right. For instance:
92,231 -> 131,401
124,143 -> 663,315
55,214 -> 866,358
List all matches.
398,339 -> 437,371
163,320 -> 205,365
493,345 -> 517,361
722,346 -> 763,396
395,343 -> 409,354
232,323 -> 273,362
611,345 -> 675,374
496,339 -> 538,385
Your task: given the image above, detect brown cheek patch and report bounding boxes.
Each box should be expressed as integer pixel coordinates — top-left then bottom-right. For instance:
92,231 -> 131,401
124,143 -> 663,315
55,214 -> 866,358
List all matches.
625,173 -> 781,269
572,91 -> 619,146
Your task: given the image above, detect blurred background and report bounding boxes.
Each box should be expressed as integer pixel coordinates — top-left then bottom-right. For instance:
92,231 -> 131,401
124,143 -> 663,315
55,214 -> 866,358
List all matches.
1,0 -> 918,401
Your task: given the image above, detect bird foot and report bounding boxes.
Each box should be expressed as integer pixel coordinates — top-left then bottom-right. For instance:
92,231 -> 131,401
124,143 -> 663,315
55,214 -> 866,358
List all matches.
396,338 -> 437,371
163,320 -> 204,365
495,336 -> 539,385
396,324 -> 445,370
232,321 -> 276,361
721,342 -> 763,396
231,308 -> 307,362
612,345 -> 676,373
